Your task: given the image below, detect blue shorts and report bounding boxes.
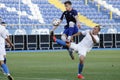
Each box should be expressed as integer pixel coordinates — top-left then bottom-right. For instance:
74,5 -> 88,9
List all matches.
63,25 -> 78,36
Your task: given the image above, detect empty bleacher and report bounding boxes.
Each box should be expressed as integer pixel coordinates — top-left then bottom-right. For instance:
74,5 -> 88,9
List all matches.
0,0 -> 120,34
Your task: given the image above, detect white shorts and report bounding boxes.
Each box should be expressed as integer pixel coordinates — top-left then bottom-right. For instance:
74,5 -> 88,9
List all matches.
0,54 -> 4,61
70,42 -> 87,57
0,44 -> 6,55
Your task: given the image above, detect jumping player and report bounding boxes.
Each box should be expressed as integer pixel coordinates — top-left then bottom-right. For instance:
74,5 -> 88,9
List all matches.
51,1 -> 81,60
0,22 -> 14,80
51,25 -> 100,79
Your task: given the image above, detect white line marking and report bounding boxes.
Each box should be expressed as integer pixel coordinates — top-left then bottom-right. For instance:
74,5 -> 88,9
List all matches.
15,76 -> 66,80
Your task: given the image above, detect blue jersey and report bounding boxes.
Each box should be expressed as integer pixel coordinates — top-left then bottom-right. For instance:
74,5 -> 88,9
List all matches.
60,9 -> 78,27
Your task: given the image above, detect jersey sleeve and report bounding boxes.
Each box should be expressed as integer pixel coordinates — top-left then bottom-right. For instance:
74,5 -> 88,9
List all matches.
5,29 -> 9,36
60,11 -> 65,20
73,10 -> 78,16
1,29 -> 8,39
94,35 -> 100,43
81,30 -> 89,35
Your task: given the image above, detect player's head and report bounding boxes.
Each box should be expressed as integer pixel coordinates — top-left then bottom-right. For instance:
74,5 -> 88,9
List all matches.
92,25 -> 101,34
64,1 -> 72,11
1,22 -> 7,27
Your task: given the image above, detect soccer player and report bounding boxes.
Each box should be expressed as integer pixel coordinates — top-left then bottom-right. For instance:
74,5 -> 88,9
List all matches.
0,22 -> 14,80
51,1 -> 80,60
0,22 -> 9,74
51,25 -> 100,79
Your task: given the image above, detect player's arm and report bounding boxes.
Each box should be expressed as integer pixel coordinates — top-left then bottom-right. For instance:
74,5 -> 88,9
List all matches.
89,31 -> 99,44
74,10 -> 81,28
5,37 -> 14,48
75,16 -> 80,28
51,12 -> 65,32
1,29 -> 13,48
72,32 -> 82,37
71,32 -> 82,41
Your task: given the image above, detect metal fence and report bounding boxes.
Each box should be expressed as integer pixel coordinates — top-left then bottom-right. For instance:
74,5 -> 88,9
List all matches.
6,34 -> 120,51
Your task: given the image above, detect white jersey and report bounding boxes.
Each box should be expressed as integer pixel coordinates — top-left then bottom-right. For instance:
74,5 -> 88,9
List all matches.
70,30 -> 99,57
78,30 -> 99,52
0,25 -> 8,55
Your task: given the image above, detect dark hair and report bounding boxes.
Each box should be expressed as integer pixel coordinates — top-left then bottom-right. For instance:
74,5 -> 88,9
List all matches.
95,25 -> 101,31
64,1 -> 72,5
1,22 -> 6,24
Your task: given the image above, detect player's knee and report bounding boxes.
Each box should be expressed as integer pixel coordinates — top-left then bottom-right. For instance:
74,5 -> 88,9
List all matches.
69,21 -> 75,27
79,55 -> 85,64
61,35 -> 67,41
0,61 -> 4,65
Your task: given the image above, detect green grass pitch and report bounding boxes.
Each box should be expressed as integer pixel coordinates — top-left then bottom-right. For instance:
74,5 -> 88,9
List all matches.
0,50 -> 120,80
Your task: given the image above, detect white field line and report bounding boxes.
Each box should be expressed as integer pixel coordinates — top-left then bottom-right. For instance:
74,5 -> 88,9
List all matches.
15,76 -> 66,80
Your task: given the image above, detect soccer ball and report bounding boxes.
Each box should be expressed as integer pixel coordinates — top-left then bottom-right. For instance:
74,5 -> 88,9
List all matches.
52,19 -> 60,26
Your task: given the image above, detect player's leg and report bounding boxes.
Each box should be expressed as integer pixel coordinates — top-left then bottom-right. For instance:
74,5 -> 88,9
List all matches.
67,22 -> 79,60
53,35 -> 71,47
61,34 -> 67,41
4,55 -> 7,64
0,50 -> 7,74
78,55 -> 85,79
77,50 -> 87,79
0,55 -> 6,75
61,28 -> 75,59
0,55 -> 14,80
51,30 -> 75,59
67,21 -> 76,41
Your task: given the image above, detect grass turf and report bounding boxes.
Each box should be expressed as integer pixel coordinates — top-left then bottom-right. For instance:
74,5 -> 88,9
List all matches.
0,50 -> 120,80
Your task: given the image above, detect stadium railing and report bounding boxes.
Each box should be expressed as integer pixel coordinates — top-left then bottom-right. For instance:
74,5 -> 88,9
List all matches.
115,34 -> 120,48
5,24 -> 120,50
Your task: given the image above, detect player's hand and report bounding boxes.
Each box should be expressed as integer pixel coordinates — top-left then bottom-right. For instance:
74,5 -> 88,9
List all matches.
70,36 -> 74,42
9,43 -> 14,48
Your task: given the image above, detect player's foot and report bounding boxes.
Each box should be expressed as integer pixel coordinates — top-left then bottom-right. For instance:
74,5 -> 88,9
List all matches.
68,48 -> 74,60
7,75 -> 14,80
53,36 -> 57,42
77,74 -> 85,79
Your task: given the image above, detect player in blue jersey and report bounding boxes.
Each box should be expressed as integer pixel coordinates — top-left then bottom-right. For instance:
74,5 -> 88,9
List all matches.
51,1 -> 81,60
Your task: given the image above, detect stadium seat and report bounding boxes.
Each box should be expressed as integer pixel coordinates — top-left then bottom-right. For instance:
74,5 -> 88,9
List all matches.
27,35 -> 38,50
115,34 -> 120,48
103,34 -> 113,48
39,35 -> 50,50
0,0 -> 120,34
13,35 -> 25,50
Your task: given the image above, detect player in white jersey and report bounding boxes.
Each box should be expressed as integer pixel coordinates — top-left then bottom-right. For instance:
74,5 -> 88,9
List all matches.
0,22 -> 14,80
51,25 -> 100,79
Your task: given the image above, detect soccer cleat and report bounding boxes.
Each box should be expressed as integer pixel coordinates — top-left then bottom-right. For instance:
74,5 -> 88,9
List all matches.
68,48 -> 74,60
77,74 -> 85,79
50,31 -> 56,42
53,36 -> 57,42
7,75 -> 14,80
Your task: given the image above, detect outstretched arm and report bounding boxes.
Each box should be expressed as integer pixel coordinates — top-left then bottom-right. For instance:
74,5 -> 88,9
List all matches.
89,32 -> 98,44
70,32 -> 82,41
72,32 -> 82,37
51,12 -> 65,31
5,37 -> 14,48
75,15 -> 81,28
